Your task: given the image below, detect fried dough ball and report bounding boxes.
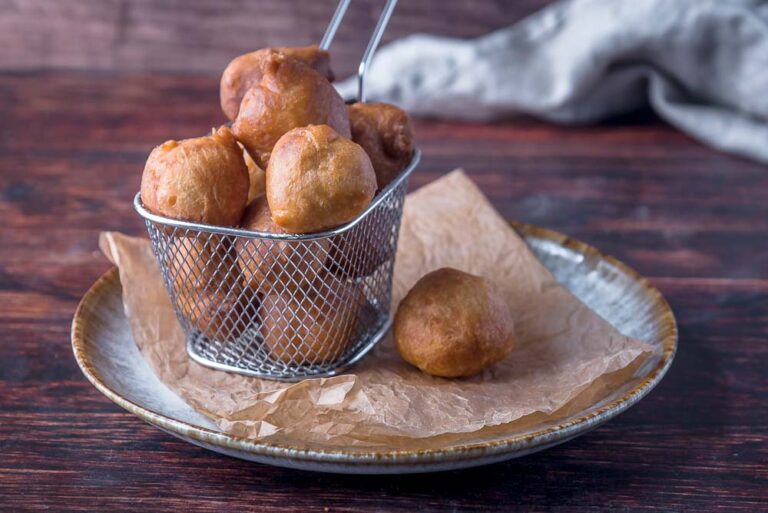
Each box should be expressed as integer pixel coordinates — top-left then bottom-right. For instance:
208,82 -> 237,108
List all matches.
394,268 -> 516,378
260,278 -> 366,365
348,102 -> 414,190
267,124 -> 376,233
140,126 -> 249,226
167,236 -> 252,340
232,55 -> 350,168
236,196 -> 330,293
220,46 -> 334,121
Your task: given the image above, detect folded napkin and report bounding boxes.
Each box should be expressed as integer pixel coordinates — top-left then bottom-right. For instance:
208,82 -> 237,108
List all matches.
338,0 -> 768,163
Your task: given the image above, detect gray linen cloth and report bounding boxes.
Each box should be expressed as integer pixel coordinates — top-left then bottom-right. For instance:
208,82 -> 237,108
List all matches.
337,0 -> 768,163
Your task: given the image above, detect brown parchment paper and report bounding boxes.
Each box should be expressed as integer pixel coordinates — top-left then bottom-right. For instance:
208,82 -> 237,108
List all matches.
100,170 -> 653,448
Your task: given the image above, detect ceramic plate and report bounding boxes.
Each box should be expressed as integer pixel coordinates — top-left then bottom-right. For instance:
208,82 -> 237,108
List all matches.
71,222 -> 677,474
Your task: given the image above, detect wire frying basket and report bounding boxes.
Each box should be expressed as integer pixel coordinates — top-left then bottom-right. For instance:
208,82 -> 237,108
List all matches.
135,0 -> 414,380
135,153 -> 418,380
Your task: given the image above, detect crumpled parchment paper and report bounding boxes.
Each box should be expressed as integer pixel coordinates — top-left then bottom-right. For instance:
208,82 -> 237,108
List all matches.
100,170 -> 653,448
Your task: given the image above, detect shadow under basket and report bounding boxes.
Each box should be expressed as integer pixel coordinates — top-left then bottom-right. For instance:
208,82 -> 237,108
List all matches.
134,150 -> 420,381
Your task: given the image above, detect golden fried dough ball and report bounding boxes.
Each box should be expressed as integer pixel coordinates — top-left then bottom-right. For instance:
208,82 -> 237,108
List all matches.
220,46 -> 334,121
167,236 -> 252,340
236,196 -> 330,293
267,124 -> 376,233
232,55 -> 350,168
394,268 -> 516,378
348,102 -> 414,190
140,126 -> 249,226
239,143 -> 266,205
260,278 -> 366,365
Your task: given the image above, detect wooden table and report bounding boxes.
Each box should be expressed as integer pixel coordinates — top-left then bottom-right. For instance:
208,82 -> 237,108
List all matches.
1,73 -> 765,512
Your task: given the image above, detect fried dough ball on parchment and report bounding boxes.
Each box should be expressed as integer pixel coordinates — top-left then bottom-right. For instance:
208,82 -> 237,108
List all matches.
140,126 -> 249,226
232,55 -> 350,168
266,124 -> 376,233
220,45 -> 334,121
348,102 -> 414,190
394,268 -> 516,378
260,277 -> 367,365
235,196 -> 330,293
167,236 -> 253,340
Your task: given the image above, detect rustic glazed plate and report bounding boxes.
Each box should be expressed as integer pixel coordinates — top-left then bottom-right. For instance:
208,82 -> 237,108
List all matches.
72,222 -> 677,474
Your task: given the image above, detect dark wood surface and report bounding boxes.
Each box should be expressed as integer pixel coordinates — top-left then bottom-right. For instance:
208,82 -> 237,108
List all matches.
0,0 -> 549,76
1,72 -> 766,512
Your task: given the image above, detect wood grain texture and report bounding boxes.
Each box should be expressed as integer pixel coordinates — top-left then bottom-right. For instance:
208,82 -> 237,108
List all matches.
1,72 -> 767,512
0,0 -> 550,76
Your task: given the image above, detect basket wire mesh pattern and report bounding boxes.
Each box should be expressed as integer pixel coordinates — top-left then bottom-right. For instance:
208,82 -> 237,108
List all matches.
135,153 -> 419,380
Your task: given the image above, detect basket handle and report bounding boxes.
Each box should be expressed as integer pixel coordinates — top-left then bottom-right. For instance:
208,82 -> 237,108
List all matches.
319,0 -> 399,103
319,0 -> 352,51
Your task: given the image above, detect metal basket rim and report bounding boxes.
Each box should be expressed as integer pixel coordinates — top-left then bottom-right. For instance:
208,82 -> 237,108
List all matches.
134,148 -> 420,241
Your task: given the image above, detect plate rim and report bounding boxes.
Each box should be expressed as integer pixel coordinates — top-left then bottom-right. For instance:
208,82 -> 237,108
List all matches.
71,221 -> 677,467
